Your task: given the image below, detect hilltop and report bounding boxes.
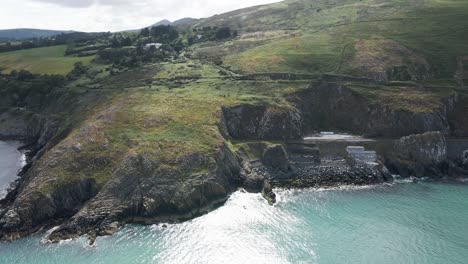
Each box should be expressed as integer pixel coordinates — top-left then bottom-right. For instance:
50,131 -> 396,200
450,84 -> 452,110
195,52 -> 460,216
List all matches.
1,0 -> 468,242
151,18 -> 196,27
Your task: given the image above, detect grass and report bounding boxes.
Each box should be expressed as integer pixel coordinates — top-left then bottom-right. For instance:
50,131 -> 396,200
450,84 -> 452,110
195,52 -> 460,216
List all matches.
0,45 -> 94,75
32,59 -> 312,193
224,32 -> 345,74
11,0 -> 468,196
348,84 -> 456,113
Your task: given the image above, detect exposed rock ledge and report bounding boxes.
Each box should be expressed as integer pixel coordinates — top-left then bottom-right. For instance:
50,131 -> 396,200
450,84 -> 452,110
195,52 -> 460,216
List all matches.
0,143 -> 243,242
1,82 -> 467,243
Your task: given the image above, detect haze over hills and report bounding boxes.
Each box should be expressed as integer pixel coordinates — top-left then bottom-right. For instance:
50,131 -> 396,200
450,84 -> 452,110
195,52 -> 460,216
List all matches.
0,18 -> 196,41
0,28 -> 73,41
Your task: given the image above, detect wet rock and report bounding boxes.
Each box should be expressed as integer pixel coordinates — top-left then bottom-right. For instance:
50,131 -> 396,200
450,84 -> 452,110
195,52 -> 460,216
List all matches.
241,170 -> 265,193
261,181 -> 276,205
462,150 -> 468,168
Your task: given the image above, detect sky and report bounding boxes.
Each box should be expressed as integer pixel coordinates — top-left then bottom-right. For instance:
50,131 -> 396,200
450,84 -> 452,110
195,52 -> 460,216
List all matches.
0,0 -> 281,32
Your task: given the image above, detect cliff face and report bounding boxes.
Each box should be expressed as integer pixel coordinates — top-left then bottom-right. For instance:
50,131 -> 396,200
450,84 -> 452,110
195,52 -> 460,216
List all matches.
0,139 -> 242,241
221,104 -> 302,140
0,109 -> 44,141
46,143 -> 241,242
222,82 -> 458,140
290,82 -> 453,138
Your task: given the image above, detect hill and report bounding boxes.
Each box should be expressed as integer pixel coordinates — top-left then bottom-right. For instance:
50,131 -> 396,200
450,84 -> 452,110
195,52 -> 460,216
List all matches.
151,17 -> 196,27
0,28 -> 72,41
189,0 -> 468,83
151,19 -> 172,27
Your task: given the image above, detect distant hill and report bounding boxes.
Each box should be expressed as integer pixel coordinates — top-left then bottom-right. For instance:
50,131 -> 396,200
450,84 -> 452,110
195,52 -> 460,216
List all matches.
0,28 -> 72,41
172,18 -> 196,26
150,18 -> 196,28
151,19 -> 172,27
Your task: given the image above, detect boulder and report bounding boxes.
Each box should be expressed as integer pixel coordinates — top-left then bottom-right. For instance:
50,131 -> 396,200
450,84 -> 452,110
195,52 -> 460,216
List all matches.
261,181 -> 276,205
391,131 -> 448,177
240,168 -> 265,193
261,145 -> 291,172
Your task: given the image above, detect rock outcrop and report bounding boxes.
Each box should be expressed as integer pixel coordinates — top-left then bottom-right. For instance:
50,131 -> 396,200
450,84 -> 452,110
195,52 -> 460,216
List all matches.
240,143 -> 392,192
290,82 -> 452,138
0,109 -> 43,141
261,145 -> 291,172
0,143 -> 243,242
222,82 -> 462,140
388,131 -> 448,177
221,104 -> 302,140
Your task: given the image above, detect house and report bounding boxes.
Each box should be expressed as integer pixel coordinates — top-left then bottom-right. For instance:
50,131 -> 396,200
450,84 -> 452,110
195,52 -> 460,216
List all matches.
144,43 -> 163,50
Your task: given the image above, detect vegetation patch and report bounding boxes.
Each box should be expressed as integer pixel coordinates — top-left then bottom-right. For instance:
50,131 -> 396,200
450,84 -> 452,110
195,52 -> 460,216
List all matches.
0,45 -> 94,75
349,84 -> 456,113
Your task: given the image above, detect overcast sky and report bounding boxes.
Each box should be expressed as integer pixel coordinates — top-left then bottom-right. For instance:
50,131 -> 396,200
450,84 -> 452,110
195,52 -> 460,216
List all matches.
0,0 -> 281,32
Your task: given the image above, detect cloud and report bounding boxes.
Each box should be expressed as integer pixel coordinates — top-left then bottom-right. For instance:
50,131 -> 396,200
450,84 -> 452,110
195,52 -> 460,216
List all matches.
1,0 -> 281,32
30,0 -> 95,8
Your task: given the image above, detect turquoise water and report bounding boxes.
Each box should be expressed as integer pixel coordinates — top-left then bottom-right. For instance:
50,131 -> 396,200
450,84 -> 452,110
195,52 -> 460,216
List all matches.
1,181 -> 467,264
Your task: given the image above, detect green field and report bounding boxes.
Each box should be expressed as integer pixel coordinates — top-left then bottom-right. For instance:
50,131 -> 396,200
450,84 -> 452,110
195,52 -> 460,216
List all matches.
215,0 -> 468,81
0,45 -> 94,75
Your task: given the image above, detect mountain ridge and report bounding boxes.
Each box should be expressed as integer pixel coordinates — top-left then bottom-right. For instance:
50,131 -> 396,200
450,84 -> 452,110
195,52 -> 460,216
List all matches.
151,17 -> 196,27
0,28 -> 74,41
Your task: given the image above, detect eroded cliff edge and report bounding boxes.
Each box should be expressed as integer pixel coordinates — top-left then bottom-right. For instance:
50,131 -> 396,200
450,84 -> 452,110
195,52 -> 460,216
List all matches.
1,81 -> 468,242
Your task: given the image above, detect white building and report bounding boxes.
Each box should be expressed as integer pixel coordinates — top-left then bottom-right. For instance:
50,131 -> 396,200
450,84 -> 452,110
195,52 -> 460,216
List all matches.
144,43 -> 163,50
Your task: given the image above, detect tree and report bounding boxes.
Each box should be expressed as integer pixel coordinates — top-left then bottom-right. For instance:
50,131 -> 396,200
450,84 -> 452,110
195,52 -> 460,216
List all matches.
150,25 -> 179,43
140,27 -> 150,37
10,70 -> 18,77
215,27 -> 232,40
121,36 -> 132,47
67,62 -> 87,79
173,38 -> 185,53
111,36 -> 120,48
17,70 -> 34,81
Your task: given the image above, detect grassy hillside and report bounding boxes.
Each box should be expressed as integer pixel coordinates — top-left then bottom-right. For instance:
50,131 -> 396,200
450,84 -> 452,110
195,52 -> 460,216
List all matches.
189,0 -> 468,83
0,45 -> 94,75
2,0 -> 467,197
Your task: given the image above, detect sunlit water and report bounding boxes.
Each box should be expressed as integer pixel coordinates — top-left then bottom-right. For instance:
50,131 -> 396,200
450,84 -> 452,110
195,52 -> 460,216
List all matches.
0,141 -> 25,199
0,142 -> 467,264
